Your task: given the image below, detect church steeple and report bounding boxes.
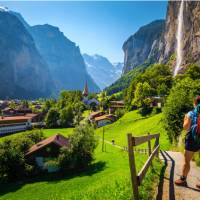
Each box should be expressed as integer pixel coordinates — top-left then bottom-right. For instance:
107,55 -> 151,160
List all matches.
82,81 -> 89,97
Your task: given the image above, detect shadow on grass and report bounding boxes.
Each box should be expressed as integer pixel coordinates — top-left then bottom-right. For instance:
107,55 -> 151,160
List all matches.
0,161 -> 106,197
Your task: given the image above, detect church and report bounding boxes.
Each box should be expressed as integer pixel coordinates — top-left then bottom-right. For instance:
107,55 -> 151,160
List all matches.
82,82 -> 99,109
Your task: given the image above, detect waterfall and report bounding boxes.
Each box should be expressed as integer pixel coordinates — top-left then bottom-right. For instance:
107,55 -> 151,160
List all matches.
173,0 -> 184,77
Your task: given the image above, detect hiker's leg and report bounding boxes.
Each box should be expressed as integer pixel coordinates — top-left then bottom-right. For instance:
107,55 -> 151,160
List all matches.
182,150 -> 194,177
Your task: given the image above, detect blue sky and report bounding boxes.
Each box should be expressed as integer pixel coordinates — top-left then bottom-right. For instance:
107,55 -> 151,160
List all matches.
1,1 -> 167,62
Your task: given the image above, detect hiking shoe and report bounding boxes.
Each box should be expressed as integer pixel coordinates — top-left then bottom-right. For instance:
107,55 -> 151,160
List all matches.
196,183 -> 200,189
175,176 -> 187,187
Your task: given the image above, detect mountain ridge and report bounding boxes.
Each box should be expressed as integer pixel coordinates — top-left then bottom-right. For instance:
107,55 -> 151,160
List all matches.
83,53 -> 123,90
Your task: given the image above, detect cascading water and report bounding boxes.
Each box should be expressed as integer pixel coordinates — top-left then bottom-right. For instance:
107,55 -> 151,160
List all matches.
173,0 -> 184,76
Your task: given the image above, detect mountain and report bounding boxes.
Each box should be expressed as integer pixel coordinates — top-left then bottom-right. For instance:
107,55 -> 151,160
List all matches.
12,11 -> 100,94
29,25 -> 100,93
122,20 -> 165,74
123,2 -> 200,75
0,9 -> 54,99
83,54 -> 123,90
158,1 -> 200,72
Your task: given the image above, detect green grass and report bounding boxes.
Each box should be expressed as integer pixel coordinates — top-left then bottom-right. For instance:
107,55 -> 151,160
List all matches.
0,143 -> 162,200
0,110 -> 168,199
0,128 -> 74,142
95,110 -> 170,150
42,128 -> 74,137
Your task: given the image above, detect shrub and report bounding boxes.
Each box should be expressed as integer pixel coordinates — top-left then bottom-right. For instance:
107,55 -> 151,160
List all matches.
163,77 -> 200,143
45,108 -> 60,128
59,106 -> 74,127
115,109 -> 126,119
58,124 -> 98,171
0,131 -> 44,181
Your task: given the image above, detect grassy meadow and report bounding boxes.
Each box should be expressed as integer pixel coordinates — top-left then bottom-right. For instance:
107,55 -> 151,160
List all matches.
0,143 -> 162,200
0,110 -> 169,199
96,110 -> 170,150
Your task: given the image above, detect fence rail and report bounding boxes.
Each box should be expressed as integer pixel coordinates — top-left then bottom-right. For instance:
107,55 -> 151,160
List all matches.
127,133 -> 160,200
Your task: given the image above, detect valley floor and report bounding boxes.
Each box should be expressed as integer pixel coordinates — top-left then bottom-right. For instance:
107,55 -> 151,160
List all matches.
0,110 -> 169,200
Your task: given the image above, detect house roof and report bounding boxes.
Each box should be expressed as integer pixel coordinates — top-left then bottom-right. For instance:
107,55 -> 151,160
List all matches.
26,134 -> 69,156
110,101 -> 124,107
94,114 -> 115,122
0,114 -> 39,125
89,111 -> 104,118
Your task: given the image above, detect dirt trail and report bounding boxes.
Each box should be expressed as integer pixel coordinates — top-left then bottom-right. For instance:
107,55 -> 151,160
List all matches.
154,151 -> 200,200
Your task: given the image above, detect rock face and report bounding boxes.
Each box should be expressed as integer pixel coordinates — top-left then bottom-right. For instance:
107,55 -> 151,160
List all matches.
0,10 -> 54,99
123,2 -> 200,74
159,1 -> 200,71
83,54 -> 123,90
122,20 -> 165,73
30,25 -> 100,93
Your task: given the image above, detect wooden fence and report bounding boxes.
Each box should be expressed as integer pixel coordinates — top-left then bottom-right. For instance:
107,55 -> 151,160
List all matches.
127,133 -> 160,200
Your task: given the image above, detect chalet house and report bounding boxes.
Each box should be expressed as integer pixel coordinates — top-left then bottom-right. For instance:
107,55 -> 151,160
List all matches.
26,134 -> 69,172
0,113 -> 42,136
109,101 -> 125,114
0,101 -> 8,110
2,107 -> 32,117
89,111 -> 105,122
16,106 -> 32,114
2,107 -> 17,116
94,114 -> 116,127
150,96 -> 165,108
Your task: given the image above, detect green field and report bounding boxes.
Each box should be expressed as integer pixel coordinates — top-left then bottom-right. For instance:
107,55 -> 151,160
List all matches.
0,128 -> 74,142
0,110 -> 168,199
0,143 -> 162,200
96,110 -> 170,150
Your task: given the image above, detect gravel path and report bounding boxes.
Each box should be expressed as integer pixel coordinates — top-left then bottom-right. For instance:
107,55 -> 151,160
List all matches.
154,151 -> 200,200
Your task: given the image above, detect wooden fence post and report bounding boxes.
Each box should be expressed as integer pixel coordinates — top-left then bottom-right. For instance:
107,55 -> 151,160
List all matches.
102,127 -> 105,152
153,134 -> 159,157
148,133 -> 151,156
127,134 -> 139,200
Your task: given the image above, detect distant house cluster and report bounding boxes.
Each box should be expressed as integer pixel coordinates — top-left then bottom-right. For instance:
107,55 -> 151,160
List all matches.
0,100 -> 44,136
89,111 -> 116,127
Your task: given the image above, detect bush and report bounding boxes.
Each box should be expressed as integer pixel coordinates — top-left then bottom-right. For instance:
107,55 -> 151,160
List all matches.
58,124 -> 98,171
45,108 -> 60,128
0,131 -> 44,181
163,77 -> 200,143
152,107 -> 162,115
59,106 -> 74,127
115,109 -> 126,119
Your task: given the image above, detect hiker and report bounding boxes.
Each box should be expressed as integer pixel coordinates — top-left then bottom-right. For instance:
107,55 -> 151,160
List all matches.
175,95 -> 200,188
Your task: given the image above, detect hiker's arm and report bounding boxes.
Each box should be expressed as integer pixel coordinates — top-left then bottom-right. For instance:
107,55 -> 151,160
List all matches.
183,115 -> 191,130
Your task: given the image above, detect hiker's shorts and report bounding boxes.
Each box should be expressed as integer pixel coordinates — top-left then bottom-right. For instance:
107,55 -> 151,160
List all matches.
185,132 -> 200,152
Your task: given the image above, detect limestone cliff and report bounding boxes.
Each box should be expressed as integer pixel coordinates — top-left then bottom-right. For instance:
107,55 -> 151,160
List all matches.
122,20 -> 165,74
159,1 -> 200,72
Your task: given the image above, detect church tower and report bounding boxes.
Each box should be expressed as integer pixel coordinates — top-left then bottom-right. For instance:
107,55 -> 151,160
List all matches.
82,81 -> 89,97
82,81 -> 89,103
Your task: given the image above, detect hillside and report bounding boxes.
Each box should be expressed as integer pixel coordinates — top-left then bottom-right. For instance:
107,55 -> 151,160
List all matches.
96,110 -> 170,150
105,65 -> 146,95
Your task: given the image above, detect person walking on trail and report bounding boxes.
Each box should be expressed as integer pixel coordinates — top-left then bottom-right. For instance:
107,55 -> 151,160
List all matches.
175,95 -> 200,188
